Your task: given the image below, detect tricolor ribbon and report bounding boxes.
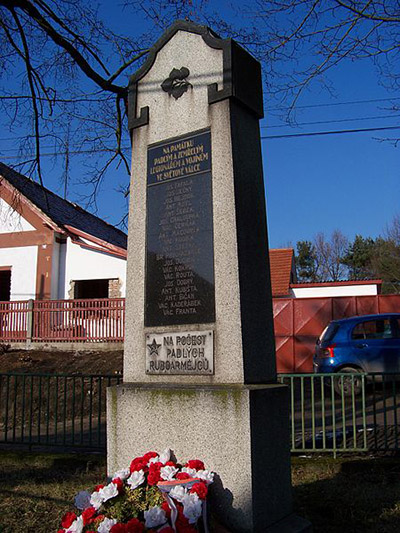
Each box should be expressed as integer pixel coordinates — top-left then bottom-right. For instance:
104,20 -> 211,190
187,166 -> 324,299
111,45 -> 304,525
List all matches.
157,478 -> 209,533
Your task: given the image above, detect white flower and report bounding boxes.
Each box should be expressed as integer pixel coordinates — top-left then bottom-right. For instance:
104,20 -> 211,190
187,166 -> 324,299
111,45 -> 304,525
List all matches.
112,467 -> 130,480
144,506 -> 167,528
196,470 -> 214,483
169,485 -> 187,502
160,465 -> 178,481
182,493 -> 202,524
74,490 -> 91,510
158,448 -> 171,465
127,469 -> 145,490
90,490 -> 103,510
97,517 -> 118,533
66,515 -> 84,533
99,482 -> 119,502
181,467 -> 197,477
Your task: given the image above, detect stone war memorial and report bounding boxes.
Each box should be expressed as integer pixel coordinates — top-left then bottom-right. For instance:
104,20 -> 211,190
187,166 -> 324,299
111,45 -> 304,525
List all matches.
107,20 -> 311,532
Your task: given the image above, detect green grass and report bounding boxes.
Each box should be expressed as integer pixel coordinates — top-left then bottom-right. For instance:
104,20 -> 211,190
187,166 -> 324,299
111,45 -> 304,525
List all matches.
0,451 -> 399,532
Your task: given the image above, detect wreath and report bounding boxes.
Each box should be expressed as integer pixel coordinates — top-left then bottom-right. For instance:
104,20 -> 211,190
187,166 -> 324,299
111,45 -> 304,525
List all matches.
58,449 -> 214,533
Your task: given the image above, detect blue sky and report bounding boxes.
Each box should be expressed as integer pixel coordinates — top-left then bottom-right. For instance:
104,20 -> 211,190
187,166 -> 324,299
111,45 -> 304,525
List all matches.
1,2 -> 399,250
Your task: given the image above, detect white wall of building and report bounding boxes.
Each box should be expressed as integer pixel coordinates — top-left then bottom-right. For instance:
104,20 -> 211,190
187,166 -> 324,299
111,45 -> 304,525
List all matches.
0,246 -> 37,300
0,198 -> 35,233
62,239 -> 126,298
291,284 -> 378,299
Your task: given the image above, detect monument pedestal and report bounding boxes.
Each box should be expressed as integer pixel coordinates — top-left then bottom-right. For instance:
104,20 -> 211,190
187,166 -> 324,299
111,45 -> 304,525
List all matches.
108,20 -> 311,532
107,383 -> 309,532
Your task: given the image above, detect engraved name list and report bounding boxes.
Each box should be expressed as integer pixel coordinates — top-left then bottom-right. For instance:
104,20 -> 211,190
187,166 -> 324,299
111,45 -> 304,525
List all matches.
145,129 -> 215,327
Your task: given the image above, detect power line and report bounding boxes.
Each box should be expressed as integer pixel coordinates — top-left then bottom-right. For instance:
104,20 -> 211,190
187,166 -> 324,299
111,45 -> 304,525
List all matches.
0,147 -> 128,160
0,95 -> 110,103
2,94 -> 399,109
1,114 -> 398,144
262,125 -> 400,140
269,96 -> 400,111
263,114 -> 400,130
1,125 -> 399,159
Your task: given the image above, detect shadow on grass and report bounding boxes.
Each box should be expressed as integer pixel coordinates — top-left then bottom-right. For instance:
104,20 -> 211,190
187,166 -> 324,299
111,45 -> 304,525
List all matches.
0,453 -> 105,486
292,456 -> 400,533
0,451 -> 106,532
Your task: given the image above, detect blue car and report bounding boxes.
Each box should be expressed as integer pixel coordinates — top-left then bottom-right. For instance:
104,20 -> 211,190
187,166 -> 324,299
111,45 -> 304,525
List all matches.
314,313 -> 400,395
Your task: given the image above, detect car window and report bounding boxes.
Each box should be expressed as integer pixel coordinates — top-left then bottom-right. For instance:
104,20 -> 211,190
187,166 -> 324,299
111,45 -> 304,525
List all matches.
351,319 -> 393,340
392,318 -> 400,338
319,323 -> 339,343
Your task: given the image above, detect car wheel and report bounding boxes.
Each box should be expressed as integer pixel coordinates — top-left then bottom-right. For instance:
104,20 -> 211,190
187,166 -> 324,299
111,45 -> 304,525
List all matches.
334,367 -> 363,397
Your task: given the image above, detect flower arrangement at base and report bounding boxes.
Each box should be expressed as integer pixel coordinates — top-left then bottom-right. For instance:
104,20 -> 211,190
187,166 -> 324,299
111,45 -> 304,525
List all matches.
58,449 -> 214,533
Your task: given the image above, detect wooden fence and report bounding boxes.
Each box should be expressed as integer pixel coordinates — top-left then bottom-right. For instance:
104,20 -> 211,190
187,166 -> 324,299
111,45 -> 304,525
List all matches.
0,298 -> 125,343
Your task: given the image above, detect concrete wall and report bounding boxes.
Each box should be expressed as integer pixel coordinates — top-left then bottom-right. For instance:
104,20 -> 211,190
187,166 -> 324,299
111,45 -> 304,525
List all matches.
291,284 -> 378,298
63,239 -> 126,298
0,198 -> 35,233
0,246 -> 37,300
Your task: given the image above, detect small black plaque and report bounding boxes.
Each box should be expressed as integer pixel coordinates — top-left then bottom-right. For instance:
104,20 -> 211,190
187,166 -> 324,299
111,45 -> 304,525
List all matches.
145,129 -> 215,327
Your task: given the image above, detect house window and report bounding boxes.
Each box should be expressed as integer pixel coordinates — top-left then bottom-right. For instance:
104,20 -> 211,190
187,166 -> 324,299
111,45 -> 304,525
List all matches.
0,269 -> 11,301
74,279 -> 109,299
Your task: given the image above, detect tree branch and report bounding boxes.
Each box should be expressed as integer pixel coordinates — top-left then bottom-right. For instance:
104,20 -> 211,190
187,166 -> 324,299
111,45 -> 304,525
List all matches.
0,0 -> 127,97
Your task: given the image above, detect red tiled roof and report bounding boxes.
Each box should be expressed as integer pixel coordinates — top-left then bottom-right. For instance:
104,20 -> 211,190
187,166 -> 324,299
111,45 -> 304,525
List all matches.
290,279 -> 382,288
269,248 -> 295,297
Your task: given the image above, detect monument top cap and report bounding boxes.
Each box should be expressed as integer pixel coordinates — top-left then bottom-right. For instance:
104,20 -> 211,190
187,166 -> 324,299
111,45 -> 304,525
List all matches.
128,19 -> 263,131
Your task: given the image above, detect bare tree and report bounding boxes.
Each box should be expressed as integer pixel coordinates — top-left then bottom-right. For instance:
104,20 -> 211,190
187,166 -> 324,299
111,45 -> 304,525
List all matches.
385,214 -> 400,247
1,0 -> 399,214
0,0 -> 151,209
314,230 -> 349,281
232,0 -> 400,119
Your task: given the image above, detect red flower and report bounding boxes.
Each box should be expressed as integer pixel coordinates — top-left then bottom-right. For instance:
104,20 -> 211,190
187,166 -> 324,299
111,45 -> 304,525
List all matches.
176,472 -> 191,480
176,525 -> 197,533
165,460 -> 176,467
61,511 -> 76,528
176,509 -> 197,533
147,462 -> 162,485
94,483 -> 105,492
143,451 -> 158,462
190,482 -> 208,500
111,524 -> 128,533
126,517 -> 145,533
158,527 -> 174,533
112,477 -> 124,492
82,506 -> 97,525
130,457 -> 148,473
161,500 -> 171,518
185,460 -> 205,471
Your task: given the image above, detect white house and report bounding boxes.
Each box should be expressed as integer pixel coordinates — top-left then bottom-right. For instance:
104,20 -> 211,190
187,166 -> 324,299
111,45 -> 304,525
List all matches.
0,162 -> 127,301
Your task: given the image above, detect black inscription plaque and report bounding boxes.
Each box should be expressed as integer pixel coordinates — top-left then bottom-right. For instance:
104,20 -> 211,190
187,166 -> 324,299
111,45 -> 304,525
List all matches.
145,129 -> 215,326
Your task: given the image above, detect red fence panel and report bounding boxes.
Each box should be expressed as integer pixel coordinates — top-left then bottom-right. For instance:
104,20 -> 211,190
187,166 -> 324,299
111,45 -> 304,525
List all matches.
0,301 -> 29,341
273,299 -> 294,373
273,294 -> 400,373
332,297 -> 356,320
377,294 -> 400,313
32,298 -> 125,342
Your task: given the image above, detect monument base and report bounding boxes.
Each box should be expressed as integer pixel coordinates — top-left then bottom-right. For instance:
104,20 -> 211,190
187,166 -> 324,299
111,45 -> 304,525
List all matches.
107,382 -> 310,532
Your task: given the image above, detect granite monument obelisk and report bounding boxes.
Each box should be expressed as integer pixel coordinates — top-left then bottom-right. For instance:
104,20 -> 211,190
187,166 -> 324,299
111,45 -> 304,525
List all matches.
107,20 -> 310,532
